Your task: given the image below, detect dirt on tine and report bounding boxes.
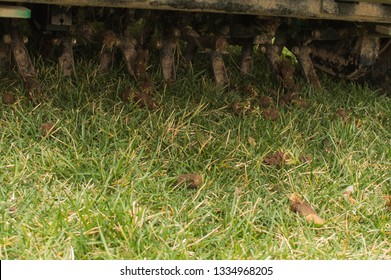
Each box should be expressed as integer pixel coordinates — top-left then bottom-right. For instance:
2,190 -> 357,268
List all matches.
0,1 -> 389,101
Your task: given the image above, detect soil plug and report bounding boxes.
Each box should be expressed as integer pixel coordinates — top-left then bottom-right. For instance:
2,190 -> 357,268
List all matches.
122,86 -> 134,102
262,108 -> 280,121
2,92 -> 15,104
122,86 -> 157,110
140,77 -> 154,95
177,173 -> 203,189
289,193 -> 324,226
259,95 -> 273,108
241,84 -> 259,99
336,108 -> 348,122
41,122 -> 55,136
133,92 -> 157,110
292,99 -> 311,108
230,102 -> 251,116
263,151 -> 286,168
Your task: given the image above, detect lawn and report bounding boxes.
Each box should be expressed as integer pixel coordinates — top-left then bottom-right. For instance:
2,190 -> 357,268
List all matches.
0,49 -> 390,259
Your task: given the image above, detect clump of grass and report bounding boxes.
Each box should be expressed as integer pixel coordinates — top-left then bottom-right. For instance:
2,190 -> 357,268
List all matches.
0,48 -> 390,260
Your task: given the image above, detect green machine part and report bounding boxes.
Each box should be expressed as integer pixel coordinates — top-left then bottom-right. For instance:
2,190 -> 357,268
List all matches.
0,5 -> 31,18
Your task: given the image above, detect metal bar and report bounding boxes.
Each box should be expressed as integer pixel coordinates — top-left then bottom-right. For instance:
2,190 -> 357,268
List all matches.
1,0 -> 391,23
376,25 -> 391,36
335,0 -> 391,4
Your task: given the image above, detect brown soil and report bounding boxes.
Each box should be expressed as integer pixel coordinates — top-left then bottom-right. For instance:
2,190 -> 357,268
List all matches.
280,93 -> 299,106
336,108 -> 348,122
279,58 -> 299,93
134,92 -> 157,110
134,49 -> 150,79
293,98 -> 311,108
41,122 -> 55,136
289,193 -> 324,225
122,86 -> 157,110
263,151 -> 286,168
122,86 -> 134,102
140,77 -> 154,95
177,173 -> 203,189
384,195 -> 391,208
241,84 -> 259,99
262,108 -> 280,121
230,102 -> 250,116
259,95 -> 273,108
102,30 -> 118,49
2,92 -> 15,105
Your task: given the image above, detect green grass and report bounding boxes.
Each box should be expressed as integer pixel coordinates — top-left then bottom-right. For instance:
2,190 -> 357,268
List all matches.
0,50 -> 390,260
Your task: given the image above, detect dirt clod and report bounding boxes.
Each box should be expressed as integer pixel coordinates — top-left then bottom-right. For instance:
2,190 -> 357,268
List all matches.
122,86 -> 134,102
300,153 -> 313,164
289,193 -> 324,226
230,102 -> 250,116
134,49 -> 150,79
262,108 -> 280,121
25,77 -> 43,104
140,77 -> 154,95
336,108 -> 348,122
263,151 -> 286,168
259,95 -> 273,108
122,86 -> 157,110
133,92 -> 157,110
2,92 -> 15,104
293,98 -> 311,108
279,59 -> 299,93
177,173 -> 203,189
384,195 -> 391,209
41,122 -> 55,136
102,30 -> 118,49
280,93 -> 299,106
241,84 -> 259,99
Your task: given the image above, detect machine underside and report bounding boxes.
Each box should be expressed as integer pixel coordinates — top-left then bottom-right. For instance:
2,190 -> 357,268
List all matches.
1,0 -> 391,101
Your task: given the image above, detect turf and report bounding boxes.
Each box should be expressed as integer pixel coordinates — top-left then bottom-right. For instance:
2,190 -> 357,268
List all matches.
0,50 -> 390,260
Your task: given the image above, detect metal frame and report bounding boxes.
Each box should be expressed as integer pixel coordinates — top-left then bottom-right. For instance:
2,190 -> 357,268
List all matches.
1,0 -> 391,23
